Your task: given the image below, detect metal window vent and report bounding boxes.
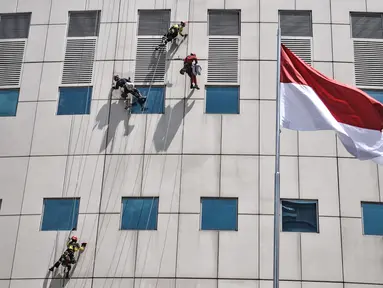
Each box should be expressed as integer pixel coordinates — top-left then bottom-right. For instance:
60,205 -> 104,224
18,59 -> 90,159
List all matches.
67,11 -> 101,37
208,10 -> 241,36
354,40 -> 383,87
62,38 -> 96,85
0,13 -> 31,39
208,38 -> 239,83
351,13 -> 383,39
138,10 -> 170,36
0,40 -> 25,86
281,38 -> 312,65
134,38 -> 166,83
279,11 -> 313,37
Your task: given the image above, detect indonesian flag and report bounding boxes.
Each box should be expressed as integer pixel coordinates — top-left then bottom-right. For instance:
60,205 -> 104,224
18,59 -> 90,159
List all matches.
280,44 -> 383,164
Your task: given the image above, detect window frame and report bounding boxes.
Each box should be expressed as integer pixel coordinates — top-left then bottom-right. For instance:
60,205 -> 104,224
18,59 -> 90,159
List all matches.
0,12 -> 32,39
120,197 -> 159,231
280,198 -> 319,233
67,10 -> 101,38
207,9 -> 241,36
130,85 -> 166,114
0,88 -> 20,117
205,85 -> 240,114
278,10 -> 313,37
200,197 -> 239,231
361,201 -> 383,236
137,9 -> 171,36
362,89 -> 383,103
57,86 -> 93,115
350,12 -> 383,40
40,197 -> 80,231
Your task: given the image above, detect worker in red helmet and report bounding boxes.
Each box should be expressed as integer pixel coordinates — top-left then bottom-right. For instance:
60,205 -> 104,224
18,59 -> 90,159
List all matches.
49,235 -> 86,278
155,21 -> 187,50
180,53 -> 200,89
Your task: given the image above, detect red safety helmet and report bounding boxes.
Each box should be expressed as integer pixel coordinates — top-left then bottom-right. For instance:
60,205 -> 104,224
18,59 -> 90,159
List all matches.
71,236 -> 78,242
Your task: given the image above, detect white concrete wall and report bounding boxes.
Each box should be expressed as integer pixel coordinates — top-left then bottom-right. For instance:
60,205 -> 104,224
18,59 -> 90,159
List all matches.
1,0 -> 383,287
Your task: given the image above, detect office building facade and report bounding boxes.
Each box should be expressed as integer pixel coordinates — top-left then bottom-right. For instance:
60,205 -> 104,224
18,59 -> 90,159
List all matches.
1,0 -> 383,287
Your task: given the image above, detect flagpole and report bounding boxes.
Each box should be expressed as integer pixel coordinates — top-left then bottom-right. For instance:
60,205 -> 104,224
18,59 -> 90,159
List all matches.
273,26 -> 282,288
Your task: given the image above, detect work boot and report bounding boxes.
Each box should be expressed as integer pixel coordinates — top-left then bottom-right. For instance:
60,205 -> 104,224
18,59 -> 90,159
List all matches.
49,267 -> 54,272
195,85 -> 200,90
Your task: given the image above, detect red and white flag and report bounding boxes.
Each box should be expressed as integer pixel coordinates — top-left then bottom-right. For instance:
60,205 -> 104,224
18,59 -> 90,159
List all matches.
280,44 -> 383,164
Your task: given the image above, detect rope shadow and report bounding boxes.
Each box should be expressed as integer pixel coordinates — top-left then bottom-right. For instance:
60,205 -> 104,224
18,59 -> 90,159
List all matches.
139,48 -> 167,86
153,90 -> 195,152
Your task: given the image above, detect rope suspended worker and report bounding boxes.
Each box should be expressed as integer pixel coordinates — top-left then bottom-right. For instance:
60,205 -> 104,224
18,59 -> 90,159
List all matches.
180,53 -> 201,89
49,236 -> 86,278
112,75 -> 147,111
155,21 -> 187,50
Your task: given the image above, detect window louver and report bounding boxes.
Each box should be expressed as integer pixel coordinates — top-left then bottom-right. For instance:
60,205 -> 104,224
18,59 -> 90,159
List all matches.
67,11 -> 101,37
134,38 -> 166,83
208,38 -> 239,83
280,11 -> 312,37
138,10 -> 170,36
0,41 -> 25,86
0,13 -> 31,39
281,38 -> 312,64
62,38 -> 96,85
354,40 -> 383,87
351,13 -> 383,39
208,10 -> 240,36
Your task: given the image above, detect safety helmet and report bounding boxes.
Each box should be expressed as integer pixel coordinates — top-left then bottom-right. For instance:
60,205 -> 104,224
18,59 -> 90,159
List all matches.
113,75 -> 119,81
71,236 -> 78,242
190,53 -> 196,56
180,21 -> 185,27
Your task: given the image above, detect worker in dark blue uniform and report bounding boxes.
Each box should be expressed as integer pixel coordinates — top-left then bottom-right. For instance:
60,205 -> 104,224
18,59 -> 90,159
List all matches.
112,75 -> 147,111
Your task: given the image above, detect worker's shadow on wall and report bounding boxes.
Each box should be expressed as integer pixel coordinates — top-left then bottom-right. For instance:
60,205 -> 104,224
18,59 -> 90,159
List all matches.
142,48 -> 167,85
43,250 -> 84,288
153,89 -> 195,152
42,270 -> 66,288
94,89 -> 134,153
143,39 -> 184,86
167,36 -> 187,60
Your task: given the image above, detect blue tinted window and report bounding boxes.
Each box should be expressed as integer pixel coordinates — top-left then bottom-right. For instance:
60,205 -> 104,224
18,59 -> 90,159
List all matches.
362,202 -> 383,235
121,197 -> 159,230
363,90 -> 383,104
282,199 -> 318,233
201,198 -> 238,230
206,86 -> 239,114
131,86 -> 164,114
0,89 -> 19,116
41,198 -> 80,231
57,87 -> 92,115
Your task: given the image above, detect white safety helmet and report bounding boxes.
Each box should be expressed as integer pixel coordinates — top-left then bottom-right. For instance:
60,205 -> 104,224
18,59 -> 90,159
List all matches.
125,82 -> 134,90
